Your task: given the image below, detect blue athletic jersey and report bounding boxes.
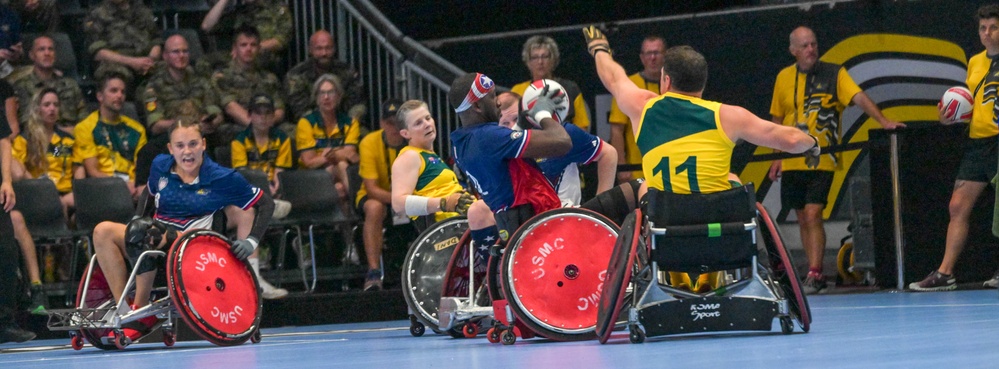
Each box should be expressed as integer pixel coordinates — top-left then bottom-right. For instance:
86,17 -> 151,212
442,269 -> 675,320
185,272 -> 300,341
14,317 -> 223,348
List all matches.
148,154 -> 263,231
450,122 -> 533,211
536,123 -> 601,188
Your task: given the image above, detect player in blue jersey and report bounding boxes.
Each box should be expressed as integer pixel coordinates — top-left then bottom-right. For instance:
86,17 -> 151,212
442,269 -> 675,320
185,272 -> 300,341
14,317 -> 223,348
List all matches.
448,72 -> 570,241
91,119 -> 277,343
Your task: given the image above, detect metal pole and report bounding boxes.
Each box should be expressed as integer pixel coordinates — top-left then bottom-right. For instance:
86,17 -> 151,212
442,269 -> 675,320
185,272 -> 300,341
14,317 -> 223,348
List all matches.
889,132 -> 906,290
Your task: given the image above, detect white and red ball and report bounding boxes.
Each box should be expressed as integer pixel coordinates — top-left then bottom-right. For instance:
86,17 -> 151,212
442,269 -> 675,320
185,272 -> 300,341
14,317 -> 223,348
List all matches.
521,79 -> 570,127
939,86 -> 973,125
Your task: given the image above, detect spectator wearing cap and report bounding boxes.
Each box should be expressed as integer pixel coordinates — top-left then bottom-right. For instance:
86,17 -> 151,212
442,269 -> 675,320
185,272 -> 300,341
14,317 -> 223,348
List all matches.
231,93 -> 292,206
294,73 -> 359,201
355,98 -> 406,291
229,92 -> 289,299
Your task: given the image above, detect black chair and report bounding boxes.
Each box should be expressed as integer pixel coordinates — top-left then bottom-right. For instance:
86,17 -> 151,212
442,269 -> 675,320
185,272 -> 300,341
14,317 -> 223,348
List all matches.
72,177 -> 136,246
12,179 -> 83,301
275,169 -> 361,292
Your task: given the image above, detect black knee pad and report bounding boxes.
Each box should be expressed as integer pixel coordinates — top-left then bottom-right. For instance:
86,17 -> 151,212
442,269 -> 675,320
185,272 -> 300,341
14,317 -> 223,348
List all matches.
581,179 -> 643,226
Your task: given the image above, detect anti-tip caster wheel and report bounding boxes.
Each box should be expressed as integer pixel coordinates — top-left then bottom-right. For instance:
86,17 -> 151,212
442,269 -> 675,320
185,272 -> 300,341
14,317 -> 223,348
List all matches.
500,329 -> 516,345
410,322 -> 426,337
163,330 -> 176,347
628,325 -> 645,344
71,334 -> 84,350
462,323 -> 479,338
112,329 -> 129,350
487,327 -> 501,343
250,329 -> 262,343
780,316 -> 794,334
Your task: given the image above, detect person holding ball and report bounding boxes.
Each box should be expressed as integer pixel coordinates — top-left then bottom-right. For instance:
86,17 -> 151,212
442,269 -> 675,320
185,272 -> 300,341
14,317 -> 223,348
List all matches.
911,4 -> 999,291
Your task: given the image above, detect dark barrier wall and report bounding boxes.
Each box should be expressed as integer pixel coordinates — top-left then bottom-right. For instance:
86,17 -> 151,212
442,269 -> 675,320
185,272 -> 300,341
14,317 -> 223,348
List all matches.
870,126 -> 999,286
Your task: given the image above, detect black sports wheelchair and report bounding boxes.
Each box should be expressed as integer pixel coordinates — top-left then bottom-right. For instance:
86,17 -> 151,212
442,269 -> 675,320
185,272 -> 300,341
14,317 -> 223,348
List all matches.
596,184 -> 811,343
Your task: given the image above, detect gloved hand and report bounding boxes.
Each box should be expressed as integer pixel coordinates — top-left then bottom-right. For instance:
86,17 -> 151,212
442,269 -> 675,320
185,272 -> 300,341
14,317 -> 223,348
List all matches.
582,25 -> 611,57
804,135 -> 821,169
453,192 -> 476,215
125,217 -> 174,250
231,237 -> 257,261
525,85 -> 566,127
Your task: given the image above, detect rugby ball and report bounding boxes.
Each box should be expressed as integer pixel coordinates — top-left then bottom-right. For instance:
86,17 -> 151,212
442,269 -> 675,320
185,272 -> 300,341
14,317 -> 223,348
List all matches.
521,79 -> 570,127
939,86 -> 973,125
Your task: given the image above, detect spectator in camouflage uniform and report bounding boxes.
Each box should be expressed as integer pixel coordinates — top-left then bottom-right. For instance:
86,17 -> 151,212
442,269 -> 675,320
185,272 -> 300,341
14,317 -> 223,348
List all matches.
134,34 -> 224,186
212,25 -> 284,135
10,35 -> 86,128
84,0 -> 161,85
201,0 -> 291,73
142,34 -> 223,139
285,30 -> 366,121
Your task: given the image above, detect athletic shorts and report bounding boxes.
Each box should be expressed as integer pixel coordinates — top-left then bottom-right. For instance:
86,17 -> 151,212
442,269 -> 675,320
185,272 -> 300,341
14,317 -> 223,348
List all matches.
956,137 -> 998,182
780,170 -> 834,209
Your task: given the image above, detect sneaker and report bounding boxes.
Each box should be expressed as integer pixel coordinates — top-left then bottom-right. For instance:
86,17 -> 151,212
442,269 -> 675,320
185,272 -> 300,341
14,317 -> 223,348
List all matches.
28,285 -> 48,315
909,271 -> 957,292
108,311 -> 158,343
983,270 -> 999,288
363,269 -> 383,291
801,273 -> 828,295
258,278 -> 289,300
0,325 -> 35,344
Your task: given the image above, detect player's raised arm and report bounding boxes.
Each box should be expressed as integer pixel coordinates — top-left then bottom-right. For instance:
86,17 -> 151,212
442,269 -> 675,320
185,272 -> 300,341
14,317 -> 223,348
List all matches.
583,25 -> 658,127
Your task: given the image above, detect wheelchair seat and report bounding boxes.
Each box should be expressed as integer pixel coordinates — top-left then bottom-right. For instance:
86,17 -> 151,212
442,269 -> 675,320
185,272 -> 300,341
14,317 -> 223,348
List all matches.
644,185 -> 758,274
597,183 -> 810,344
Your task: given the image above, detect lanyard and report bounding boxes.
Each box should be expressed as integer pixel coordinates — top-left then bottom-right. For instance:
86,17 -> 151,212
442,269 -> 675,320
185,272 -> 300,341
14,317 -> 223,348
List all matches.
973,56 -> 998,98
792,65 -> 815,124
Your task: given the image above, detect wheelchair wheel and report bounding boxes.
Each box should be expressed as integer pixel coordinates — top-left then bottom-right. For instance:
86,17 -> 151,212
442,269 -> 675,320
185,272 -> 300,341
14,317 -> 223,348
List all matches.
596,209 -> 641,344
440,224 -> 487,310
401,216 -> 469,335
167,230 -> 262,346
837,242 -> 863,285
501,208 -> 620,341
756,203 -> 811,333
75,261 -> 119,350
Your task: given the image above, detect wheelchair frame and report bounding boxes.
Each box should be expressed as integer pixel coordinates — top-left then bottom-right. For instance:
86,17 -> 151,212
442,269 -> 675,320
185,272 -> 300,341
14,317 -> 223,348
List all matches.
47,230 -> 263,350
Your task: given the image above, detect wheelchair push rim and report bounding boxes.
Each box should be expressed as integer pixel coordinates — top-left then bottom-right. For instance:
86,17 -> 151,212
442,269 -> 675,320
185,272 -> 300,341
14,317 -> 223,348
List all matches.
596,209 -> 641,344
756,203 -> 811,332
502,208 -> 620,341
402,216 -> 469,333
167,230 -> 262,346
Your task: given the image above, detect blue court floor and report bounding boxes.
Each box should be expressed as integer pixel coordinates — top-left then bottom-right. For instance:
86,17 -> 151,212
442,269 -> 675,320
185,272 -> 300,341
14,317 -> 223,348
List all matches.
2,290 -> 997,368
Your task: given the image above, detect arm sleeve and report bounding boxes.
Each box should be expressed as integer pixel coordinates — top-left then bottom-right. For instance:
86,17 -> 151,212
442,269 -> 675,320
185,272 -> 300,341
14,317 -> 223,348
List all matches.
564,124 -> 602,165
344,118 -> 361,145
357,135 -> 378,180
230,137 -> 248,168
73,122 -> 96,163
608,97 -> 629,125
295,117 -> 316,151
275,133 -> 293,169
836,67 -> 863,106
571,93 -> 591,131
479,125 -> 531,159
11,136 -> 25,163
218,171 -> 272,241
769,70 -> 788,122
